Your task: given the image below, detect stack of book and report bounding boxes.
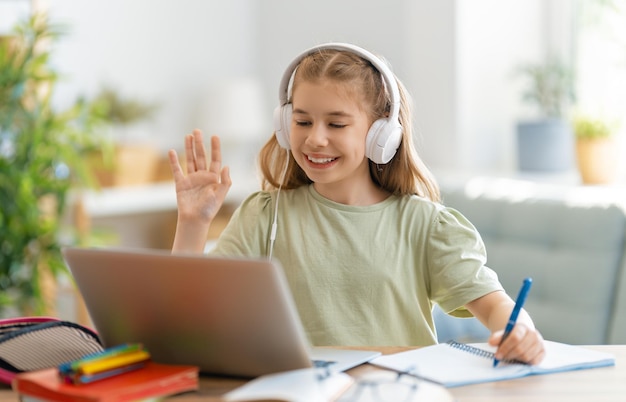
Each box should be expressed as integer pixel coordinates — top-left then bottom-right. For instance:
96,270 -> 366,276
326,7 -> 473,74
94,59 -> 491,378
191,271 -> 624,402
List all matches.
12,343 -> 199,402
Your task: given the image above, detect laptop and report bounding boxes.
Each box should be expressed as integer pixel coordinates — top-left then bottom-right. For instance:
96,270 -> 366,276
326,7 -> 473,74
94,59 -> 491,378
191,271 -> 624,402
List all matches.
62,247 -> 380,378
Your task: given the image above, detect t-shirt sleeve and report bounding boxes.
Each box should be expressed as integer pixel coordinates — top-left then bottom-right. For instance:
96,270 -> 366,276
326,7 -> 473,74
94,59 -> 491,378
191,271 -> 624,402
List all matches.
426,206 -> 503,317
208,191 -> 274,258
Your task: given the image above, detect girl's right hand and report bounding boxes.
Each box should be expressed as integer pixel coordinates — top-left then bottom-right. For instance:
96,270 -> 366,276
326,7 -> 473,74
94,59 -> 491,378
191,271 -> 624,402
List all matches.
168,130 -> 231,252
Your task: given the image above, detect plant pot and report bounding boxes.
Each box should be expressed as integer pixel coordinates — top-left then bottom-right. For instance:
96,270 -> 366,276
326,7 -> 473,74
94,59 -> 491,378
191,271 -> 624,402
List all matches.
87,144 -> 160,187
516,118 -> 575,172
575,137 -> 618,185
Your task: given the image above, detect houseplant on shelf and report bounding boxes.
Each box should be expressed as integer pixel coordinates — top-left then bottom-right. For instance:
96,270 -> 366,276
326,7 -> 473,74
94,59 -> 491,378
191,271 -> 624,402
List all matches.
0,14 -> 108,316
87,86 -> 160,187
515,57 -> 576,172
572,114 -> 620,184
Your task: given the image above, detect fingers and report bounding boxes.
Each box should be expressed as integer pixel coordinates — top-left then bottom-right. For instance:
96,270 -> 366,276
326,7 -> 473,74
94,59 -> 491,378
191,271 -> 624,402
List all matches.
168,149 -> 184,181
193,130 -> 207,171
209,135 -> 222,175
184,129 -> 207,173
522,336 -> 546,365
184,133 -> 195,174
184,130 -> 222,175
220,166 -> 232,191
491,324 -> 546,365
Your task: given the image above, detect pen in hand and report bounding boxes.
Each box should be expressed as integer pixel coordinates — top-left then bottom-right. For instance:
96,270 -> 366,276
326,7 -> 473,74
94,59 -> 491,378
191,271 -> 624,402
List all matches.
493,277 -> 533,367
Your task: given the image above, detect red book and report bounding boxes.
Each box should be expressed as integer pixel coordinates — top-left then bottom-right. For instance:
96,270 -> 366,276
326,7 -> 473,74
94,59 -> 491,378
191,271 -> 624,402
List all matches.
12,362 -> 199,402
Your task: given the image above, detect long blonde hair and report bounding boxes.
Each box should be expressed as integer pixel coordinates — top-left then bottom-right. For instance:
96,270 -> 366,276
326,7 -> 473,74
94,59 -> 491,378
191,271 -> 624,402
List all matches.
259,48 -> 440,202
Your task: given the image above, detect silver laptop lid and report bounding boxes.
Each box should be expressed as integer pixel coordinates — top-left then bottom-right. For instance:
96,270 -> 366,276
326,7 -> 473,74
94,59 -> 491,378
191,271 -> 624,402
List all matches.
62,247 -> 313,378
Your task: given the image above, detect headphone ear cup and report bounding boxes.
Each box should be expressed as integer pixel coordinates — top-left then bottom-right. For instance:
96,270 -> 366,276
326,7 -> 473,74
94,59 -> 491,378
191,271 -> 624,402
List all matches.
365,119 -> 403,164
273,104 -> 292,149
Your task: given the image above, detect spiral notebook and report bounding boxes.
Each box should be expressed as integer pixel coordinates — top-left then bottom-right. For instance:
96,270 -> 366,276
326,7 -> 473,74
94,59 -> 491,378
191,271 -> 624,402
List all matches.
371,340 -> 615,387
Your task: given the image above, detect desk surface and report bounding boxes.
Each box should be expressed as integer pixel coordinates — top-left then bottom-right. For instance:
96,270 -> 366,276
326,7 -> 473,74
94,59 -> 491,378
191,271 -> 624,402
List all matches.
1,345 -> 623,402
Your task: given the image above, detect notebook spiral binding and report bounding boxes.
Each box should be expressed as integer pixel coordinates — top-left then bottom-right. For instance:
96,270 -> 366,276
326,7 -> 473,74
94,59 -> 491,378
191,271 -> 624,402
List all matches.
447,340 -> 495,359
447,340 -> 526,365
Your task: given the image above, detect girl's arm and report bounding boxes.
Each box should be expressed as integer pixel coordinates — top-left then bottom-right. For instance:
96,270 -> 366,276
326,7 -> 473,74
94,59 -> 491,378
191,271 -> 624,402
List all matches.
465,291 -> 546,365
168,130 -> 231,253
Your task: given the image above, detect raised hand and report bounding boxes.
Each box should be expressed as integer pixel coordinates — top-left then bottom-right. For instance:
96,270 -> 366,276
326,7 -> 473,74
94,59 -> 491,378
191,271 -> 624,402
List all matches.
168,129 -> 231,252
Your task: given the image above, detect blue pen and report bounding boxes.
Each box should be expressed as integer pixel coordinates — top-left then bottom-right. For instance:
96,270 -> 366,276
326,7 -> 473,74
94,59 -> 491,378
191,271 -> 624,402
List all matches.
494,277 -> 533,367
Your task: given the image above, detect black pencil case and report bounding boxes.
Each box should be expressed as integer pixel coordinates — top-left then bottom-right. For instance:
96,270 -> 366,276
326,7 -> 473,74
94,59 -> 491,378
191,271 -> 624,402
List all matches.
0,316 -> 103,384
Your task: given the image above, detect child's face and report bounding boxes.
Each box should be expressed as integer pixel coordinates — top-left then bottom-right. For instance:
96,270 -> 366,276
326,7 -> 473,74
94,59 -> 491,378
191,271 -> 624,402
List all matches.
290,80 -> 373,194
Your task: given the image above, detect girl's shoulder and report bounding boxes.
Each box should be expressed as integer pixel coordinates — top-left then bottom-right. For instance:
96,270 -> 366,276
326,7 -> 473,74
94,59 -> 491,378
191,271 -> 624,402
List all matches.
399,194 -> 475,227
234,191 -> 274,219
237,187 -> 308,216
397,193 -> 443,213
241,186 -> 309,205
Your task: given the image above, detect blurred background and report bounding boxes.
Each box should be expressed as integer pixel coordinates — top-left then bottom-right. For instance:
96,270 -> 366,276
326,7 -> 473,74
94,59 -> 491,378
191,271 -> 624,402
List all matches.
1,0 -> 625,321
3,0 -> 624,176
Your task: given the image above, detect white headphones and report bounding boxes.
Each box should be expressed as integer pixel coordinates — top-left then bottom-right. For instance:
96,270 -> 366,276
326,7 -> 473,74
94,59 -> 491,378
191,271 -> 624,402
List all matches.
272,42 -> 403,164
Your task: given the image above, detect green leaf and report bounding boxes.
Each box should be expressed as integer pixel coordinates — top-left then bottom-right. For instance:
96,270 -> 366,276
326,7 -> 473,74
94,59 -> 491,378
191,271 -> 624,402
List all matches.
0,12 -> 111,315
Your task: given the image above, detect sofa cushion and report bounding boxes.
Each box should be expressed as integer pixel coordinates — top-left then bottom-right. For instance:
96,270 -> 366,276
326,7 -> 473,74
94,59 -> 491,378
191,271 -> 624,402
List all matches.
609,247 -> 626,344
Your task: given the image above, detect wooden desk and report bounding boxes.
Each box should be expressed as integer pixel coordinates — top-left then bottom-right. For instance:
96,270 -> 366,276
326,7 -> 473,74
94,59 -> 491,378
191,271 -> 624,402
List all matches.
1,345 -> 623,401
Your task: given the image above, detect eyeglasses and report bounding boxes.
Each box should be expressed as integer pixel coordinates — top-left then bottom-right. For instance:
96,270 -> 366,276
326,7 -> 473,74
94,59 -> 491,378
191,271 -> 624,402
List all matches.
336,366 -> 420,402
334,366 -> 453,402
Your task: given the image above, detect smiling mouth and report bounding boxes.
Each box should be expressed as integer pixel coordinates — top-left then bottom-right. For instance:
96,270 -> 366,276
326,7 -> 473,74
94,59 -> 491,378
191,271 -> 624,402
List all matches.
307,155 -> 338,164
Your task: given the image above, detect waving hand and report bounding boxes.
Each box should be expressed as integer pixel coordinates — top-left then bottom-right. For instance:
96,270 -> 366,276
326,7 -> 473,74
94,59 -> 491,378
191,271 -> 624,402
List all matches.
168,129 -> 231,252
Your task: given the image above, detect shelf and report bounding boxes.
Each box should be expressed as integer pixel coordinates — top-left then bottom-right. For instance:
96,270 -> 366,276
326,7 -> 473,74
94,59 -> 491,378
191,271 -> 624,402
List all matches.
74,173 -> 260,218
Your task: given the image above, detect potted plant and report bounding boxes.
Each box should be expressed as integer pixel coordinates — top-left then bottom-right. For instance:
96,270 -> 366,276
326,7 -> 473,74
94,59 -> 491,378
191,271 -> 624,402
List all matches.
0,14 -> 108,316
87,87 -> 160,187
572,114 -> 619,184
515,57 -> 576,172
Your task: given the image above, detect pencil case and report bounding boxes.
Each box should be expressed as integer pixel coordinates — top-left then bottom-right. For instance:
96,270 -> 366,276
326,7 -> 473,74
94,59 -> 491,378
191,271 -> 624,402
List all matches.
0,316 -> 104,384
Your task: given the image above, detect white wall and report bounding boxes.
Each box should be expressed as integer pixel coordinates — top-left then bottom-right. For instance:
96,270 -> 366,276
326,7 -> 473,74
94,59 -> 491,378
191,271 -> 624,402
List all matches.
403,1 -> 458,171
49,0 -> 260,151
41,0 -> 554,174
457,0 -> 545,172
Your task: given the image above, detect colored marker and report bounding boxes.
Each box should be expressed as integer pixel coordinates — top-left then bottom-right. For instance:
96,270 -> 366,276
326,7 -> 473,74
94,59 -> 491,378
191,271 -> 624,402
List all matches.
58,343 -> 144,375
77,349 -> 151,375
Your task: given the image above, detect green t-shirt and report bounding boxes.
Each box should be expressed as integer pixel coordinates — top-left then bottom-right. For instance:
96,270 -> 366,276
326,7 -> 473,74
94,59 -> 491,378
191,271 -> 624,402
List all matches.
210,185 -> 502,346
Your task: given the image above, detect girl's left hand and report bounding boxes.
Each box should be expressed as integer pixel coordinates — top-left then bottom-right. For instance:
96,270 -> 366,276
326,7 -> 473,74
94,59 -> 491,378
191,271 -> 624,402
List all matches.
489,323 -> 546,365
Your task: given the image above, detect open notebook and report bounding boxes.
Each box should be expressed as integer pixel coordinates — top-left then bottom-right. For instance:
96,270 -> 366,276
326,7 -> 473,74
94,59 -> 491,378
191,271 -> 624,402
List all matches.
371,340 -> 615,387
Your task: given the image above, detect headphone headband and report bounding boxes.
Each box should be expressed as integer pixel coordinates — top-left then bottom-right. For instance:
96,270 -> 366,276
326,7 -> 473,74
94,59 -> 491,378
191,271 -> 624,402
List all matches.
277,42 -> 401,121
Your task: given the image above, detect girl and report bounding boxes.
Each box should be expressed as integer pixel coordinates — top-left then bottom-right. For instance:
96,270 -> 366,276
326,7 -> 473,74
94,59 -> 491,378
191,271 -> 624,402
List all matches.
168,43 -> 545,365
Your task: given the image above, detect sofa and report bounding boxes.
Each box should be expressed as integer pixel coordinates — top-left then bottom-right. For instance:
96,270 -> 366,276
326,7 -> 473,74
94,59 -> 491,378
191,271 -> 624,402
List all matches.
433,176 -> 626,345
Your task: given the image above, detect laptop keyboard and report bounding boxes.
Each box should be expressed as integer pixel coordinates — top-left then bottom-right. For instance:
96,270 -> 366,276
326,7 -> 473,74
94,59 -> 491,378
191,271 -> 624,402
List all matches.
312,359 -> 337,368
